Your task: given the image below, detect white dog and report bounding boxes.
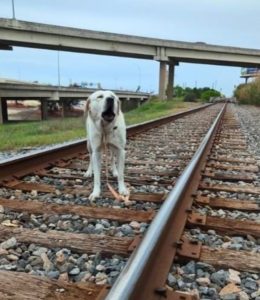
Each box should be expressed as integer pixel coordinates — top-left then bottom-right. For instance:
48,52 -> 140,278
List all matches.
84,90 -> 129,200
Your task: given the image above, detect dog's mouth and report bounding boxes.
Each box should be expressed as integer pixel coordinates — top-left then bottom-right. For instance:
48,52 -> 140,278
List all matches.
102,96 -> 116,122
102,111 -> 115,122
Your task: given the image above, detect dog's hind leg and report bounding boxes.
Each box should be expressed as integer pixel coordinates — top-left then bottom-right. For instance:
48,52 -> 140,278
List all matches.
84,142 -> 93,177
116,148 -> 128,196
84,158 -> 93,177
110,146 -> 118,177
89,149 -> 102,200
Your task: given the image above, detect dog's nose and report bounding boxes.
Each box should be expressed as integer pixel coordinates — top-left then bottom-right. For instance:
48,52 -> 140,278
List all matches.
106,97 -> 114,108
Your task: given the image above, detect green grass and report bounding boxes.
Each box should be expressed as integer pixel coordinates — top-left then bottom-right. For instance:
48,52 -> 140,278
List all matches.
0,118 -> 86,151
0,98 -> 200,151
125,97 -> 197,125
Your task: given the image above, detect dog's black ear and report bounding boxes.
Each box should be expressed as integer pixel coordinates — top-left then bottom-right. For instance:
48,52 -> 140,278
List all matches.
84,98 -> 90,116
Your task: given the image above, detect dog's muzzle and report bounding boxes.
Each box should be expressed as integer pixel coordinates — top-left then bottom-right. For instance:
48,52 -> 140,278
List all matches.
102,97 -> 116,122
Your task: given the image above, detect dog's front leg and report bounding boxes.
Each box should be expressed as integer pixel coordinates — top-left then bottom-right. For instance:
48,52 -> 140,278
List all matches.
89,149 -> 102,200
116,148 -> 128,196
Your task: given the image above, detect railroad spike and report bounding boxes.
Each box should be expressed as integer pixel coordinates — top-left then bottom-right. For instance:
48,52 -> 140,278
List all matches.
190,239 -> 199,245
174,241 -> 183,248
154,287 -> 167,297
196,218 -> 203,223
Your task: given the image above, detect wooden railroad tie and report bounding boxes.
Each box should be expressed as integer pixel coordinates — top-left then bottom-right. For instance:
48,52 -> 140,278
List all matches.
187,211 -> 260,237
176,237 -> 260,273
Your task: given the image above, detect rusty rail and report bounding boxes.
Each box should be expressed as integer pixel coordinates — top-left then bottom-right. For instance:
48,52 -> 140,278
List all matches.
105,103 -> 226,300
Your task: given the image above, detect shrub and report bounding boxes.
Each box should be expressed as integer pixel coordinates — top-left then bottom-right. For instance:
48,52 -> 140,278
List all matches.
184,92 -> 197,102
201,90 -> 221,102
234,78 -> 260,106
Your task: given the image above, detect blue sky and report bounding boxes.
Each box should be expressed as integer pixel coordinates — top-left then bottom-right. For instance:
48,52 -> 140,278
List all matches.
1,0 -> 260,96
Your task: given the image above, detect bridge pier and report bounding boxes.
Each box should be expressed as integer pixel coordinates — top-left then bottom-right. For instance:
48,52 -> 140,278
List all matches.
158,61 -> 178,100
61,99 -> 66,118
0,98 -> 8,124
158,61 -> 167,100
166,63 -> 174,100
41,99 -> 48,120
166,61 -> 179,100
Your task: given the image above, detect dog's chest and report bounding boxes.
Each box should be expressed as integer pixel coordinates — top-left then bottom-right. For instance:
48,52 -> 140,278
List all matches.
102,128 -> 117,144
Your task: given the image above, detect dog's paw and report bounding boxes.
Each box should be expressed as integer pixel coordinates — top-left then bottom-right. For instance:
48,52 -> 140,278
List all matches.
84,170 -> 92,178
118,184 -> 129,196
89,189 -> 101,201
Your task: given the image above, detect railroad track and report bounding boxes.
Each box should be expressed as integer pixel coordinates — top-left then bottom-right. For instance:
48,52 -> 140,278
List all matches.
0,102 -> 259,300
107,103 -> 260,300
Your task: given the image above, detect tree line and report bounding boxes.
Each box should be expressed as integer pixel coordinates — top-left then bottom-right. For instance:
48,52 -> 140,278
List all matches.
174,85 -> 221,102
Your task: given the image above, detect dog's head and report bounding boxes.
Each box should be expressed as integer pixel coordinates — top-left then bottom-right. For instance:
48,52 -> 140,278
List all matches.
85,90 -> 120,123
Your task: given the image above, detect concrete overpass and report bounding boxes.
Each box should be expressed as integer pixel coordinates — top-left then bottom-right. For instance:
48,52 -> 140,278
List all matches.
0,81 -> 150,100
0,81 -> 150,123
1,18 -> 260,99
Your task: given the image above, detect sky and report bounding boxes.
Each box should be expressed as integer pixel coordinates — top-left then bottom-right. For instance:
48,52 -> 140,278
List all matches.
1,0 -> 260,96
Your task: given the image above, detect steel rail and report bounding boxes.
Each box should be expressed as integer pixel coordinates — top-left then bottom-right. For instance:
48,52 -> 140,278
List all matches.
0,103 -> 211,181
105,103 -> 226,300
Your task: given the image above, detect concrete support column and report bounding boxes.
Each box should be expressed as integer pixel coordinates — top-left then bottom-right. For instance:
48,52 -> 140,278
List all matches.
61,99 -> 66,118
158,61 -> 167,100
41,99 -> 48,120
0,98 -> 8,124
167,63 -> 175,100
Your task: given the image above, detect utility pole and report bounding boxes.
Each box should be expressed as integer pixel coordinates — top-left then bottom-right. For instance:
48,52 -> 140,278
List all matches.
11,0 -> 16,19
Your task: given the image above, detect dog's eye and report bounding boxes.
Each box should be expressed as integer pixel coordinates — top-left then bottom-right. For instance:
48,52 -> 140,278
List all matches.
97,95 -> 103,99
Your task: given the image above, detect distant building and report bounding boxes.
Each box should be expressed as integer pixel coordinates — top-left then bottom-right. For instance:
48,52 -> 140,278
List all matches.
241,68 -> 260,83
